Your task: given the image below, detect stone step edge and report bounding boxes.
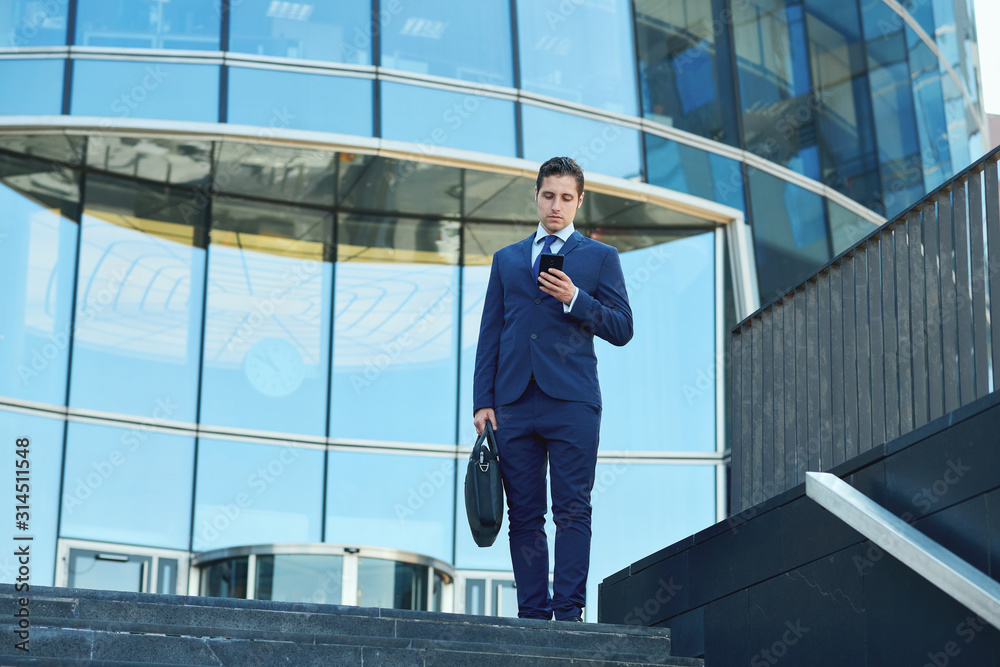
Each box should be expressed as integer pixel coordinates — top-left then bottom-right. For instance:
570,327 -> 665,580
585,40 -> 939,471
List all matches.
4,585 -> 671,639
0,622 -> 700,666
28,598 -> 672,653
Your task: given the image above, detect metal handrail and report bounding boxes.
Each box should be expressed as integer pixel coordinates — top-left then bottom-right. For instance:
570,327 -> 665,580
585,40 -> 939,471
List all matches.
805,472 -> 1000,630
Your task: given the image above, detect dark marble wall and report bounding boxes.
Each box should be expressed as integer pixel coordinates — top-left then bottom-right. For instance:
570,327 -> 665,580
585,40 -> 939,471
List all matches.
599,392 -> 1000,665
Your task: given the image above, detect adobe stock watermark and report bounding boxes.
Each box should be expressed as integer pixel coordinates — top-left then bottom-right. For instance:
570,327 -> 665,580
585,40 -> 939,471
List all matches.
17,268 -> 133,387
750,619 -> 810,666
350,283 -> 458,395
394,458 -> 455,522
2,0 -> 62,50
223,258 -> 322,353
196,445 -> 304,547
921,614 -> 989,667
63,397 -> 180,514
621,576 -> 683,625
854,457 -> 970,575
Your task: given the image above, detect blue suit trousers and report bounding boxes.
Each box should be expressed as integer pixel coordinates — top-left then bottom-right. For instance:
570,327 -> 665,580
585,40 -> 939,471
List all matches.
496,379 -> 601,620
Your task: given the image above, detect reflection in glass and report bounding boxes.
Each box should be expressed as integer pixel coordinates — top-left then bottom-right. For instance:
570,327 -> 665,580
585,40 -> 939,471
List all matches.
68,173 -> 206,422
829,199 -> 877,256
0,0 -> 68,47
0,60 -> 64,115
357,558 -> 427,610
199,199 -> 332,435
68,550 -> 152,593
634,0 -> 739,145
325,452 -> 454,561
597,232 -> 717,453
202,557 -> 249,599
330,257 -> 459,445
748,167 -> 831,302
86,136 -> 212,187
521,106 -> 642,180
0,158 -> 78,405
60,421 -> 195,550
229,0 -> 371,65
861,0 -> 923,218
75,0 -> 219,49
213,142 -> 338,207
192,439 -> 324,551
588,463 -> 715,622
381,82 -> 516,157
733,0 -> 820,179
0,411 -> 64,587
256,554 -> 343,604
228,67 -> 373,137
381,0 -> 513,85
338,156 -> 463,218
71,60 -> 219,123
802,0 -> 880,209
516,0 -> 638,115
645,135 -> 746,212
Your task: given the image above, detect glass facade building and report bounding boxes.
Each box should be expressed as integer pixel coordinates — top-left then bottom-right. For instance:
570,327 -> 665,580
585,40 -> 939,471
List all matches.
0,0 -> 985,620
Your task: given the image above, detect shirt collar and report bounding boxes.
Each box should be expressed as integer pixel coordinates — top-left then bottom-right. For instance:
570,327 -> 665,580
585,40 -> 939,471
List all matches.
534,223 -> 575,245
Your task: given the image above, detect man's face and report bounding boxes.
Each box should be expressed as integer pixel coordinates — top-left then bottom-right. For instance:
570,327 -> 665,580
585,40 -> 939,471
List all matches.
535,174 -> 584,234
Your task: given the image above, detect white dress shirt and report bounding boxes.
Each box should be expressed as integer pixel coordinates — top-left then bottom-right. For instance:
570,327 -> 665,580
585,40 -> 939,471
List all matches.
531,223 -> 580,313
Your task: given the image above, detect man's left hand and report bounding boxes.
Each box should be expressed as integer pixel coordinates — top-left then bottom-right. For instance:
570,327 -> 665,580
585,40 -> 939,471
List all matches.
539,268 -> 576,305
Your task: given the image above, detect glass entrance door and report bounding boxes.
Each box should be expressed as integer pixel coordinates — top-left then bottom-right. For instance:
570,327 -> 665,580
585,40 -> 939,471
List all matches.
68,548 -> 153,593
59,539 -> 187,595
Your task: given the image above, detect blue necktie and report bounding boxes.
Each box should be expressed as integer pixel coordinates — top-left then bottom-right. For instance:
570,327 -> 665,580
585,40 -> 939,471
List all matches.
532,235 -> 558,280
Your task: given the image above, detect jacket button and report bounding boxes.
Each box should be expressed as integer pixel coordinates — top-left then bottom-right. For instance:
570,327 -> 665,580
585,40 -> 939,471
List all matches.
534,298 -> 541,305
530,333 -> 537,340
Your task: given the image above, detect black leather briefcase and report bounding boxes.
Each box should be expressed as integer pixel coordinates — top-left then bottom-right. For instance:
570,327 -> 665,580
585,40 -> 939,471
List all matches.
464,421 -> 505,547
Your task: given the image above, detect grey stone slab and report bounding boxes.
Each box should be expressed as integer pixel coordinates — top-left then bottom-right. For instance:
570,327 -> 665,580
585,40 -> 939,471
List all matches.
0,627 -> 92,663
203,637 -> 364,666
91,633 -> 225,665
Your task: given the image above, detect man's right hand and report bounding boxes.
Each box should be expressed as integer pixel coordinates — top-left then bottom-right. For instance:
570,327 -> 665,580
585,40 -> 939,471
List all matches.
474,408 -> 498,435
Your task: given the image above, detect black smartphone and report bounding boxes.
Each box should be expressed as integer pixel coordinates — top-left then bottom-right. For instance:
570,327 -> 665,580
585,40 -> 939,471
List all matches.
537,253 -> 564,286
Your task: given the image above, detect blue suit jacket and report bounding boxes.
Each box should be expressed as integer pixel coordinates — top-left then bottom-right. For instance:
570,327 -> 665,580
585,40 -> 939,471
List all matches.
473,231 -> 633,410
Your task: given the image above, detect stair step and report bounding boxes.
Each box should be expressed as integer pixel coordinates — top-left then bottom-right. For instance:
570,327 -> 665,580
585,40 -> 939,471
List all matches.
0,585 -> 703,666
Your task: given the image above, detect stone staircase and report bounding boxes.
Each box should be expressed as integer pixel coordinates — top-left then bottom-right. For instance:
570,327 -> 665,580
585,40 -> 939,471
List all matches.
0,585 -> 702,666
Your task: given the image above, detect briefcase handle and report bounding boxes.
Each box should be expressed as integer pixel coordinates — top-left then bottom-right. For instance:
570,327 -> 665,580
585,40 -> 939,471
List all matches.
475,420 -> 499,461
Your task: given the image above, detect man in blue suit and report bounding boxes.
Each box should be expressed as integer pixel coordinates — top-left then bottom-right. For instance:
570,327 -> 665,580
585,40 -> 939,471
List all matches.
473,157 -> 633,622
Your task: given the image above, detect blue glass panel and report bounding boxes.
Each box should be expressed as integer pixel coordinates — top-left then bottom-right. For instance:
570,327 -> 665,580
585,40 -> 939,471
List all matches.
866,59 -> 923,217
829,199 -> 878,256
0,0 -> 68,47
803,0 -> 881,210
515,0 -> 638,115
521,105 -> 642,180
644,135 -> 746,211
60,421 -> 194,550
748,168 -> 831,302
229,0 -> 371,65
598,233 -> 716,453
75,0 -> 219,49
634,0 -> 740,145
325,452 -> 455,562
192,439 -> 323,551
733,0 -> 820,179
199,199 -> 332,436
458,264 -> 490,451
587,463 -> 716,622
0,178 -> 77,405
381,82 -> 515,157
227,67 -> 373,136
68,174 -> 205,423
0,59 -> 63,115
0,410 -> 63,587
381,0 -> 512,86
71,60 -> 218,123
330,261 -> 458,445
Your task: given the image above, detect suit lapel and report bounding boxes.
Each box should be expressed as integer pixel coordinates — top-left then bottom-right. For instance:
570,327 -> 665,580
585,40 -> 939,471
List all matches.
560,231 -> 584,256
520,232 -> 535,272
